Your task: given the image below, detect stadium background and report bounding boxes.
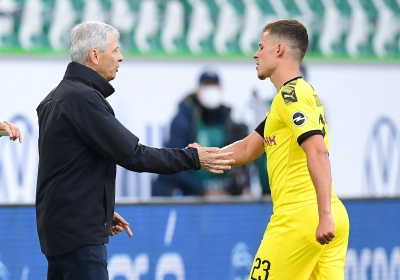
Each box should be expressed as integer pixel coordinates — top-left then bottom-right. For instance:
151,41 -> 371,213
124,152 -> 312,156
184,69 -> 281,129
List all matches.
0,0 -> 400,279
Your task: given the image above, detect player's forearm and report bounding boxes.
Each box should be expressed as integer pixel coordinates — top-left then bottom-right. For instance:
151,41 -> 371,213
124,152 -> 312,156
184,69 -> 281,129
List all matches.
307,151 -> 332,217
220,140 -> 250,166
221,135 -> 264,166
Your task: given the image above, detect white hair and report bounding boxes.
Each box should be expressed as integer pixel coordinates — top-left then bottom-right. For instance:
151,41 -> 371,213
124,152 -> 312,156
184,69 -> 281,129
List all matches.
69,21 -> 120,64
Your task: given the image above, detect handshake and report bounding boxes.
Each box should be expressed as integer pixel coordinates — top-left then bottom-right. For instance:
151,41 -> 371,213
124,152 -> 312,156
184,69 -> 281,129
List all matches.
187,142 -> 235,174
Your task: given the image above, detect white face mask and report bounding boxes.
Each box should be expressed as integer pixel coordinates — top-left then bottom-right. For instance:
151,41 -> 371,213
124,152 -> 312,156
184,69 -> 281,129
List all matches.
197,86 -> 223,109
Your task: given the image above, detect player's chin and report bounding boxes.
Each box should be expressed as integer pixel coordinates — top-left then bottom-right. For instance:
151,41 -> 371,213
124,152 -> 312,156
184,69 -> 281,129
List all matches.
257,73 -> 267,80
256,69 -> 267,80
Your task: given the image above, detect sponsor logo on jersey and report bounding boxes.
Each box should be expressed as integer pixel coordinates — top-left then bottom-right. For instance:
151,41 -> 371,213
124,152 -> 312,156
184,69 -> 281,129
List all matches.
292,112 -> 307,126
264,136 -> 276,146
281,86 -> 298,106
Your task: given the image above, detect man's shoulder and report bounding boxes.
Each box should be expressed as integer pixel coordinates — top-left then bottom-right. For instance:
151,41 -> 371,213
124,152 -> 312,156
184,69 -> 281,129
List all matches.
60,79 -> 96,93
279,79 -> 298,106
279,78 -> 315,106
180,93 -> 197,106
176,93 -> 198,115
56,80 -> 104,103
294,78 -> 315,95
37,80 -> 105,114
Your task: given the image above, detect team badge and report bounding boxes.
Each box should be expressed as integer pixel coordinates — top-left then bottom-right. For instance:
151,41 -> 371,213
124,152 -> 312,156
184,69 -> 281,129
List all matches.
292,112 -> 306,126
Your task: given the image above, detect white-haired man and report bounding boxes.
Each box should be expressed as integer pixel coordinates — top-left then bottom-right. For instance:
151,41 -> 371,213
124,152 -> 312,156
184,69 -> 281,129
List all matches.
36,21 -> 234,280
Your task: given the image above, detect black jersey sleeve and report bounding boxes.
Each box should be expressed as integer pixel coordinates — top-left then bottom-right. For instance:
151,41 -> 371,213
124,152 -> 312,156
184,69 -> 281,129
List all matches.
255,118 -> 266,137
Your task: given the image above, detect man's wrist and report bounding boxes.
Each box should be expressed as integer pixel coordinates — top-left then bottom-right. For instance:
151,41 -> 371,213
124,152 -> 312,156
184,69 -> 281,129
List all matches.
187,147 -> 201,170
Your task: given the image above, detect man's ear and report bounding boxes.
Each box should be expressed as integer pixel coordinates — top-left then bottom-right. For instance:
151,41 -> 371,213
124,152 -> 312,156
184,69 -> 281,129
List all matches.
88,49 -> 100,65
276,43 -> 285,57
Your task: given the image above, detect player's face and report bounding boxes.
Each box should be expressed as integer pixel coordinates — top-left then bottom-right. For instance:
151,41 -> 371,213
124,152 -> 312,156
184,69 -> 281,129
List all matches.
253,32 -> 278,80
96,32 -> 124,82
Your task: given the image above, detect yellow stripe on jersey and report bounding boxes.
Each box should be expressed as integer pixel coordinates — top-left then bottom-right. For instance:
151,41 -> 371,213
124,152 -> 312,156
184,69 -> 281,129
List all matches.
263,77 -> 339,212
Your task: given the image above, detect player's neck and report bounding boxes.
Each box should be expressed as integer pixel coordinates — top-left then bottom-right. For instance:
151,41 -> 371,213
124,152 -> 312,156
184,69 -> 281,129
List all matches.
270,63 -> 301,92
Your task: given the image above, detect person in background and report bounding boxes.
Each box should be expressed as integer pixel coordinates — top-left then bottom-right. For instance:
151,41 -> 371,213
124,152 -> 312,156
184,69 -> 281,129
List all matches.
36,21 -> 234,280
190,19 -> 349,279
0,120 -> 22,142
152,71 -> 251,197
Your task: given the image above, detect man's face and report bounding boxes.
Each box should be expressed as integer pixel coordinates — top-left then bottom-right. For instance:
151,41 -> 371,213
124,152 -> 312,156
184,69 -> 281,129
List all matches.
96,32 -> 123,82
253,32 -> 278,80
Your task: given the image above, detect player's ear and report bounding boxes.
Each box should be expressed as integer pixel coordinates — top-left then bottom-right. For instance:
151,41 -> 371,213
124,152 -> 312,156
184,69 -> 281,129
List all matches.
276,44 -> 285,57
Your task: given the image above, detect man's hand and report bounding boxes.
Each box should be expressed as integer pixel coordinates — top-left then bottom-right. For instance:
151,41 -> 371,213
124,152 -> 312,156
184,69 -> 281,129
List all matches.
316,214 -> 335,245
192,143 -> 235,174
0,121 -> 22,143
188,142 -> 235,174
187,142 -> 201,149
110,212 -> 133,237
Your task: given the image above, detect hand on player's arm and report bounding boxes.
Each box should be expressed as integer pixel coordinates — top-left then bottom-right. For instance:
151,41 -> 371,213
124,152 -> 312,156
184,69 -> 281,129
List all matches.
0,121 -> 22,142
110,212 -> 133,237
301,134 -> 335,245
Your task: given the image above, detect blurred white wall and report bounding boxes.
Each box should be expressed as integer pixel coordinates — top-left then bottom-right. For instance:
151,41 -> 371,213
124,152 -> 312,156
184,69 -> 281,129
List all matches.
0,57 -> 399,202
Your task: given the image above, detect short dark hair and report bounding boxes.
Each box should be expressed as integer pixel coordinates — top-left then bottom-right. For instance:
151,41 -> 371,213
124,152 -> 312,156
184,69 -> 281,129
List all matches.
262,19 -> 309,61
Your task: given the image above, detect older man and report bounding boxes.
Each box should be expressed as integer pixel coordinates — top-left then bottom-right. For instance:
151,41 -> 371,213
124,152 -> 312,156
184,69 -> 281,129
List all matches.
36,21 -> 234,280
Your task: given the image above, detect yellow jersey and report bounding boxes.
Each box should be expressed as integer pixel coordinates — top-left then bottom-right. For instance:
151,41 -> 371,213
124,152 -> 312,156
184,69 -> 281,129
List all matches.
263,77 -> 339,212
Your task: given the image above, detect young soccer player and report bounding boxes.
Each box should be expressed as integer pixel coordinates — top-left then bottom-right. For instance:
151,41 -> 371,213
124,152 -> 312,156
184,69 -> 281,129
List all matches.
191,19 -> 350,279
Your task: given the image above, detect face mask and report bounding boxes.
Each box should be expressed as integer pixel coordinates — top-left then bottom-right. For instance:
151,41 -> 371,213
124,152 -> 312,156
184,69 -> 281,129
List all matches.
197,86 -> 223,109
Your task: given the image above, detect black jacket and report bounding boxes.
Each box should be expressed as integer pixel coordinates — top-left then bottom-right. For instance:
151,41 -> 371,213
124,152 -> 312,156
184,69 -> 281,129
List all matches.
36,62 -> 200,256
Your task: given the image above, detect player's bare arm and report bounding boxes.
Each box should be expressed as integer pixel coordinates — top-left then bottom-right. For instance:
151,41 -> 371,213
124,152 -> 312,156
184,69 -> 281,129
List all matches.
220,131 -> 265,166
188,131 -> 264,166
301,134 -> 335,245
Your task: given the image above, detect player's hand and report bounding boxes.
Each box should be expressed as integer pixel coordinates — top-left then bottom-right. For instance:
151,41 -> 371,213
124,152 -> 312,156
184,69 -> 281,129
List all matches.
316,214 -> 335,245
196,146 -> 235,174
0,121 -> 22,143
110,212 -> 133,237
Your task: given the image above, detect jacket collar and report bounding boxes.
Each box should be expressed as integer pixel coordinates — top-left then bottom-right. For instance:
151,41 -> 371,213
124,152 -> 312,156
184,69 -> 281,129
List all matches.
63,61 -> 115,98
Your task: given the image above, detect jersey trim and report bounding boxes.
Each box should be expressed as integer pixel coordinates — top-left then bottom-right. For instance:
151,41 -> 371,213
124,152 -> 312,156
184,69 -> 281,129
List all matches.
255,118 -> 266,137
282,76 -> 302,86
297,130 -> 323,146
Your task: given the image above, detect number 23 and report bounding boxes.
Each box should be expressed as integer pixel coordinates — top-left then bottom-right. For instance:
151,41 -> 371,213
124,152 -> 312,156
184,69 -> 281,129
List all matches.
250,257 -> 271,280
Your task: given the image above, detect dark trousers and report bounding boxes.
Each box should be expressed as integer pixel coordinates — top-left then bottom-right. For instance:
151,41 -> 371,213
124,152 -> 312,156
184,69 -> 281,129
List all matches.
46,245 -> 108,280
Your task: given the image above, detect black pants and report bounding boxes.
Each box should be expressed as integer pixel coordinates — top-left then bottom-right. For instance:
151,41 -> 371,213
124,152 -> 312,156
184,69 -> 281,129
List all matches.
46,245 -> 108,280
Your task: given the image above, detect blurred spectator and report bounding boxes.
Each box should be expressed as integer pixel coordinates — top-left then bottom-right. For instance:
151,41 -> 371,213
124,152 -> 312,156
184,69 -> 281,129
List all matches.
152,70 -> 251,197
